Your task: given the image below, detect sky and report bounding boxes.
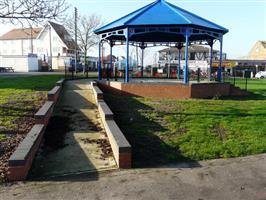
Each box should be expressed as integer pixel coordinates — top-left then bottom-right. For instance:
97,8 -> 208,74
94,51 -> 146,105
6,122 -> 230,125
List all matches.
1,0 -> 266,63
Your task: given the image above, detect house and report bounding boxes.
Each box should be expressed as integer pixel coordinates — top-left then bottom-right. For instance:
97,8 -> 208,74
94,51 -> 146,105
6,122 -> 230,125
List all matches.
247,40 -> 266,60
158,45 -> 226,72
225,41 -> 266,76
0,21 -> 79,72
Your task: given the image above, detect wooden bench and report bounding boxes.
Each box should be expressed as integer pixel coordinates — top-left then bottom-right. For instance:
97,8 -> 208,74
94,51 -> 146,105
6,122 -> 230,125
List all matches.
35,101 -> 54,125
8,124 -> 45,181
0,67 -> 14,72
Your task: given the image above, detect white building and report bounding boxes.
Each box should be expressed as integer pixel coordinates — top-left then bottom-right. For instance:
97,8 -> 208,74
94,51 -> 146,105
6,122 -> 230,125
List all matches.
0,21 -> 78,72
158,45 -> 226,72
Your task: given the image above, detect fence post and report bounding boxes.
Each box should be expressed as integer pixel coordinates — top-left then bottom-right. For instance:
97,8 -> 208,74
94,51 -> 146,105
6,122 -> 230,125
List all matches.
197,68 -> 200,83
245,77 -> 248,91
233,69 -> 236,86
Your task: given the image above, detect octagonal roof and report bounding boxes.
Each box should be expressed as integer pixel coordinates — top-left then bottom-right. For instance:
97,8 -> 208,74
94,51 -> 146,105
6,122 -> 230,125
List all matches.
95,0 -> 228,34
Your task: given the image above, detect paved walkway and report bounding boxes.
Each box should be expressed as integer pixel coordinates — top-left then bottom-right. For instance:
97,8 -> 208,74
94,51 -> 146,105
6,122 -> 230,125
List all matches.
30,79 -> 116,178
1,153 -> 265,200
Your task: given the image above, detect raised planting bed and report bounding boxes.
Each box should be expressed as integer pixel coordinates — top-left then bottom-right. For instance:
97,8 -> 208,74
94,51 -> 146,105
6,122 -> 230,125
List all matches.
47,86 -> 61,102
0,75 -> 63,183
8,125 -> 45,181
91,82 -> 103,104
3,75 -> 65,181
92,83 -> 131,168
34,101 -> 54,126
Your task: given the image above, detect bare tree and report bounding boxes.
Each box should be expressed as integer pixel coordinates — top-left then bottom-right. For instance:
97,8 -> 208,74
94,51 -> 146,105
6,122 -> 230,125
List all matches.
65,13 -> 103,70
0,0 -> 68,24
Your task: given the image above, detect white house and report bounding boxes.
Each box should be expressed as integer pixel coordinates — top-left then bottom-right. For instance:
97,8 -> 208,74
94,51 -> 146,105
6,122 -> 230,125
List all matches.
0,21 -> 78,72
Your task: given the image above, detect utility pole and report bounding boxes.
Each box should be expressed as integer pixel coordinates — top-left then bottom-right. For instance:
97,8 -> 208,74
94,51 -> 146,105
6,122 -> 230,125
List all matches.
74,7 -> 78,74
30,26 -> 33,54
49,24 -> 52,70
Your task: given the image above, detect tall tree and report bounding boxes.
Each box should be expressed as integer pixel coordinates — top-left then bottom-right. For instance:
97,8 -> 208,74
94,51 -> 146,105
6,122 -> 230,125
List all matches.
0,0 -> 68,24
65,13 -> 103,70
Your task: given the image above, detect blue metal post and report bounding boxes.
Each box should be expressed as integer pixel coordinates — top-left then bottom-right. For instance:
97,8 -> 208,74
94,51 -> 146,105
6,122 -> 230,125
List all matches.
98,41 -> 102,80
125,29 -> 129,83
141,47 -> 144,77
218,36 -> 223,82
209,40 -> 213,81
108,41 -> 113,81
178,48 -> 181,80
184,30 -> 190,84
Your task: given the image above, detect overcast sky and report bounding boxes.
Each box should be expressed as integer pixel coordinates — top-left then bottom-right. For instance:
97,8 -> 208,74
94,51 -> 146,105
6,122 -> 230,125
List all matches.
1,0 -> 266,64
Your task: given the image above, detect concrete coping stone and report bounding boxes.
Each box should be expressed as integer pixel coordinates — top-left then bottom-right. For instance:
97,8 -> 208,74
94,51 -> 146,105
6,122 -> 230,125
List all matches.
8,124 -> 45,166
93,86 -> 103,97
34,101 -> 54,118
91,81 -> 97,86
48,86 -> 61,96
105,120 -> 131,153
98,101 -> 113,120
56,78 -> 65,86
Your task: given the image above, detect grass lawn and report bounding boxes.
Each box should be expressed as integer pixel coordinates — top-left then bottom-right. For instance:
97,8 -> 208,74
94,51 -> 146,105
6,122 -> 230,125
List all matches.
104,78 -> 266,167
0,75 -> 64,136
0,75 -> 63,182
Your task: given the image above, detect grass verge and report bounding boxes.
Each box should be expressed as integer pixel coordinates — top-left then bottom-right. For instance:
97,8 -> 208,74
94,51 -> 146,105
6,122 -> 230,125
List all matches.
104,79 -> 266,167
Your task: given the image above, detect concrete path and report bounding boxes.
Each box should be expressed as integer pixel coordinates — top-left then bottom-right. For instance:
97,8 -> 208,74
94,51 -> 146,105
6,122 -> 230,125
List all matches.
30,79 -> 117,178
1,153 -> 265,200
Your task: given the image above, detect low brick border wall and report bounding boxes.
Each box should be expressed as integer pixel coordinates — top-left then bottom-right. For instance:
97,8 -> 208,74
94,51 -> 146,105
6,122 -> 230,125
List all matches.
91,81 -> 132,168
97,80 -> 248,99
91,82 -> 103,105
34,101 -> 54,126
7,125 -> 46,181
7,79 -> 65,181
47,86 -> 61,102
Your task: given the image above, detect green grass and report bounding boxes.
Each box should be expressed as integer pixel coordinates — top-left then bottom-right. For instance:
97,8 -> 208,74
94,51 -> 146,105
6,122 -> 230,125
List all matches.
0,75 -> 63,140
104,79 -> 266,166
225,77 -> 266,98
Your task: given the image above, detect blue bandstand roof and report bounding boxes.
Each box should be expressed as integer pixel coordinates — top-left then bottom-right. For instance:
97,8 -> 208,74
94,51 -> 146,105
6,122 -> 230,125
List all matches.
95,0 -> 228,36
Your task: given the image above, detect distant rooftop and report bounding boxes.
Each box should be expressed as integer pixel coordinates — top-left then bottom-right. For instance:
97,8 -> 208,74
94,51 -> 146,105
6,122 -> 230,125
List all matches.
159,45 -> 219,53
0,28 -> 42,40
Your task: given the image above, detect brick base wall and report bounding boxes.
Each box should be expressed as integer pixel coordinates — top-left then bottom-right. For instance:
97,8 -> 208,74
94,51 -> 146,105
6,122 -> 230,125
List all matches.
98,81 -> 191,99
98,81 -> 247,99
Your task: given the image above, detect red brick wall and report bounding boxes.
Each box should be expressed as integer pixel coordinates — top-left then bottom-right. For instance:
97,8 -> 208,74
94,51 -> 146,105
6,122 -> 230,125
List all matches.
190,83 -> 231,98
8,127 -> 45,181
98,81 -> 246,99
119,153 -> 132,169
98,81 -> 191,99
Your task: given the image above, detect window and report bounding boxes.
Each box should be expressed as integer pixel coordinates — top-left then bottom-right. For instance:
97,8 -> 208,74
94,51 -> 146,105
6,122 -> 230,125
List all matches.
37,48 -> 44,53
190,52 -> 195,60
53,47 -> 60,53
